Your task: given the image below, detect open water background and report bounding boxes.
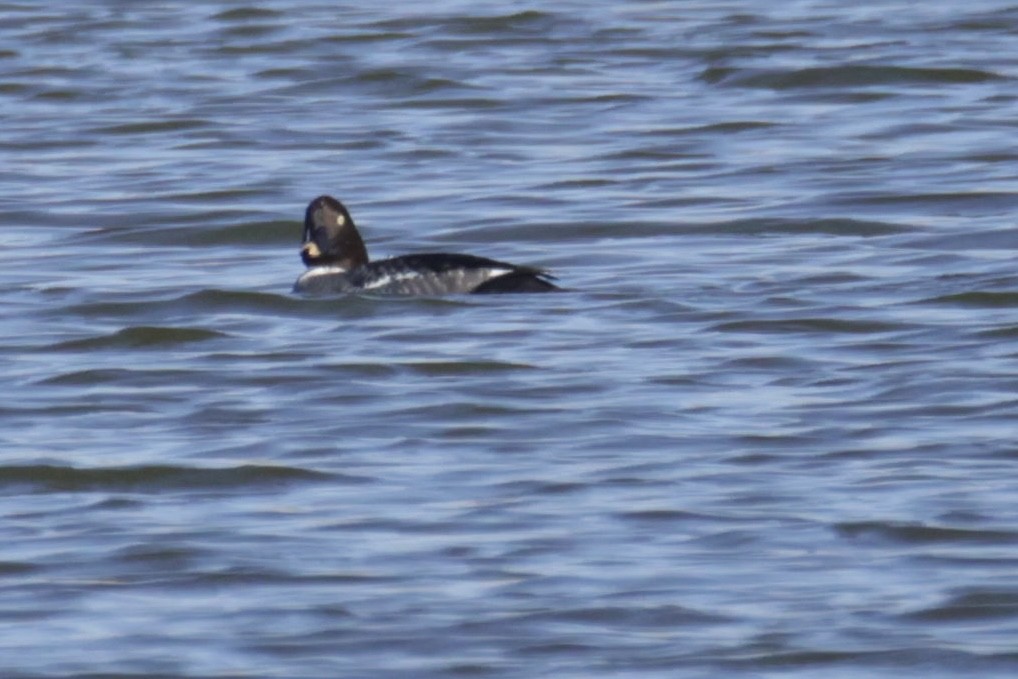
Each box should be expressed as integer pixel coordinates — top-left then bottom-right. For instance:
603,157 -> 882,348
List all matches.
2,1 -> 1017,677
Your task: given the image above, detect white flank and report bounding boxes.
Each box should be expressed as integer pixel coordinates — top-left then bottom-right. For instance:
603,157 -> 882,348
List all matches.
362,267 -> 514,292
298,265 -> 347,282
298,264 -> 518,294
362,270 -> 426,290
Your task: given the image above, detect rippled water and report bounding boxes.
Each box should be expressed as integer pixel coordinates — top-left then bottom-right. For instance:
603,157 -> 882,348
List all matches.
2,2 -> 1018,677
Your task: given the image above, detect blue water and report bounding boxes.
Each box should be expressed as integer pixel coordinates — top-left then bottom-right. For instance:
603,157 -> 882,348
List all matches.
2,2 -> 1017,677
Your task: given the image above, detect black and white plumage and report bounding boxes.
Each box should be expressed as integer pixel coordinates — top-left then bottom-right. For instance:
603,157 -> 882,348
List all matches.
293,196 -> 561,295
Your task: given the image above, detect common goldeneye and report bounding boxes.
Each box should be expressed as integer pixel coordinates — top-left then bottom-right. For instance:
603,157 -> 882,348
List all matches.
293,195 -> 561,295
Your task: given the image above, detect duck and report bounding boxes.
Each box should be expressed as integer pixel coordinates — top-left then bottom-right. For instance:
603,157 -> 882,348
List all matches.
293,195 -> 561,295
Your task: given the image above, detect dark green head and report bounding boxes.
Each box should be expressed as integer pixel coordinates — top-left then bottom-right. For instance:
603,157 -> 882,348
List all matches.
300,195 -> 369,270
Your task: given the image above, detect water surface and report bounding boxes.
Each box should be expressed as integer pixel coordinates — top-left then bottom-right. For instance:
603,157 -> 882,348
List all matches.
2,2 -> 1017,677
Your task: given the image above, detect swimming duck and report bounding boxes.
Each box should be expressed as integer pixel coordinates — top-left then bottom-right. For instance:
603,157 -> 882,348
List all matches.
293,195 -> 561,295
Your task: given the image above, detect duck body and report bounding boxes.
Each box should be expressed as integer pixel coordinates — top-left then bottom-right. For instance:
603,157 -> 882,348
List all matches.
296,252 -> 558,295
293,196 -> 560,295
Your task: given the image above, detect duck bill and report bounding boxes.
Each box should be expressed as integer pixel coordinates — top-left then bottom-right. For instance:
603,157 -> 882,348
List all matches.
300,241 -> 322,266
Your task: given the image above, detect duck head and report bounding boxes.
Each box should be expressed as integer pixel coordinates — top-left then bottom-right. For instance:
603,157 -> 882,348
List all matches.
300,195 -> 369,270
